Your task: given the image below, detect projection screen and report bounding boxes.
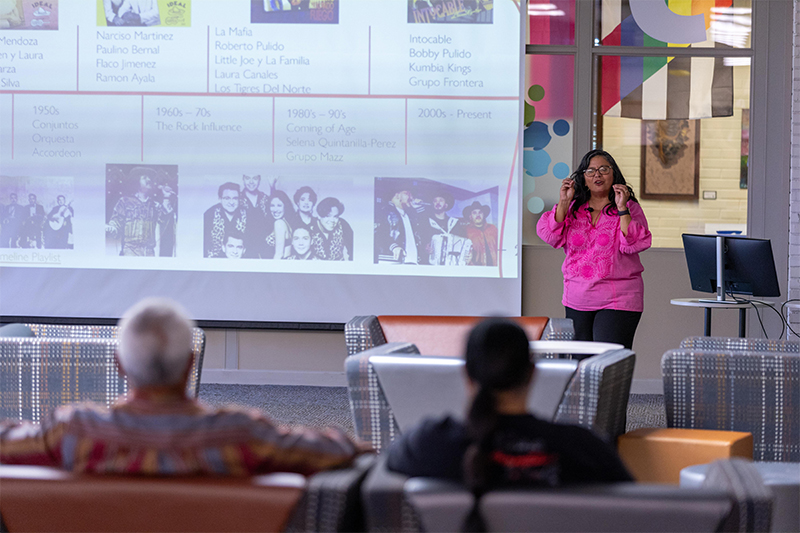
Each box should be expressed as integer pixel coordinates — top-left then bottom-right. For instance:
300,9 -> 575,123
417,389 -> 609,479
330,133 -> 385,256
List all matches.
0,0 -> 525,324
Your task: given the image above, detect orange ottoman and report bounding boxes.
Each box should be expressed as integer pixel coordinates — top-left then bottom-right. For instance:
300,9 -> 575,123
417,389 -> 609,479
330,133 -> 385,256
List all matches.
617,428 -> 753,484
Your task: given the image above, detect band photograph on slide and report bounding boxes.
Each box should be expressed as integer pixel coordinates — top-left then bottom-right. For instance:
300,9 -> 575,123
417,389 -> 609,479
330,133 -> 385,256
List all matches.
202,174 -> 354,261
373,177 -> 499,266
1,175 -> 74,250
105,164 -> 178,257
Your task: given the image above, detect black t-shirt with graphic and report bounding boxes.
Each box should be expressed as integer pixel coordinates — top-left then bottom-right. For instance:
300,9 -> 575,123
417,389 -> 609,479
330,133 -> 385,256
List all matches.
386,414 -> 632,486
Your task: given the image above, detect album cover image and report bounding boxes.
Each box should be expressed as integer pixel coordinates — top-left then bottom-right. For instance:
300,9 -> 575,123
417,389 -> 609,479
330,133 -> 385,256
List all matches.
251,0 -> 338,24
408,0 -> 493,24
0,0 -> 58,30
97,0 -> 191,27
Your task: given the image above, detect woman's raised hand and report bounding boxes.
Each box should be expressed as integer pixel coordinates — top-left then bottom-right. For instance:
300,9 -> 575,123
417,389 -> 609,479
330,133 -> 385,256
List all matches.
559,178 -> 575,204
554,178 -> 573,224
613,184 -> 630,210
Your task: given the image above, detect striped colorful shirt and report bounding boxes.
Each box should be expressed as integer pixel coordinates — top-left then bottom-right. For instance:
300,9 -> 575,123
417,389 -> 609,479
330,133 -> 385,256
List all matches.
0,397 -> 357,476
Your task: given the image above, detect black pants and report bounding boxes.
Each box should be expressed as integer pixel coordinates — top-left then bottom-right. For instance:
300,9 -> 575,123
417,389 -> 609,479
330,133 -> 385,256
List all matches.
564,307 -> 642,356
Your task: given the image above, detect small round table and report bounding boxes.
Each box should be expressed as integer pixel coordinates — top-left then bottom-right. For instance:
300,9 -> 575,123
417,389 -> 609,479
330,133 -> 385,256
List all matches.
670,298 -> 767,337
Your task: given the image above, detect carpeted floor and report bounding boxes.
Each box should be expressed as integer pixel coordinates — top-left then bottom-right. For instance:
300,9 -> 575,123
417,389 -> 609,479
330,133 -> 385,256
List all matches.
198,384 -> 666,438
200,384 -> 356,435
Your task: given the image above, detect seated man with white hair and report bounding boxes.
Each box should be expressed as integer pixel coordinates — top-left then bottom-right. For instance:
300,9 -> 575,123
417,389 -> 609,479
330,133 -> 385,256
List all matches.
0,298 -> 358,475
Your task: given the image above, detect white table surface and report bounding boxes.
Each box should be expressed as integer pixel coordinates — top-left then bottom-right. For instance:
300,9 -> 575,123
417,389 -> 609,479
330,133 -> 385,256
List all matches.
670,298 -> 775,336
529,340 -> 624,354
670,298 -> 770,309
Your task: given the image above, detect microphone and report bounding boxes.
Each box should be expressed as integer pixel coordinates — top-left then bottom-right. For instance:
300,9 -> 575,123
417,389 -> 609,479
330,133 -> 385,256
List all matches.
587,207 -> 594,212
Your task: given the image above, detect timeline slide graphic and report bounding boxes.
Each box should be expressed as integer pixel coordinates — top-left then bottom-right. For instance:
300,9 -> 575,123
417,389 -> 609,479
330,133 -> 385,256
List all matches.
0,0 -> 524,322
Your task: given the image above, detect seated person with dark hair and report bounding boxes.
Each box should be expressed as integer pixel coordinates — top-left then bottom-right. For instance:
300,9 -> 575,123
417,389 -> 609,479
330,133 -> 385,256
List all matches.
387,318 -> 631,529
0,298 -> 359,475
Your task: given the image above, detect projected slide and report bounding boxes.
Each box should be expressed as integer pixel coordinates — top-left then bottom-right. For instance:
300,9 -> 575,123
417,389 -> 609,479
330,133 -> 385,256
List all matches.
0,0 -> 524,323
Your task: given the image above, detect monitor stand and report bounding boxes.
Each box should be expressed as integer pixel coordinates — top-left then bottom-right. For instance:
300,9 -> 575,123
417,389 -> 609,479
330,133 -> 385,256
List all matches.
698,235 -> 729,304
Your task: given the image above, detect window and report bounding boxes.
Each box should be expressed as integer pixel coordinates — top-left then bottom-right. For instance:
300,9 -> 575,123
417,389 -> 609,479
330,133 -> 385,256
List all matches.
525,0 -> 753,248
522,54 -> 574,242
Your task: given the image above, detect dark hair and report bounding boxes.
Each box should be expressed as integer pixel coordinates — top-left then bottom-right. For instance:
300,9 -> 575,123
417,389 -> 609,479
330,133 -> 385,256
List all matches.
224,231 -> 244,243
462,318 -> 533,532
292,226 -> 311,238
268,190 -> 289,212
317,197 -> 345,217
218,182 -> 240,198
269,190 -> 301,227
430,189 -> 454,210
568,149 -> 638,218
293,186 -> 317,206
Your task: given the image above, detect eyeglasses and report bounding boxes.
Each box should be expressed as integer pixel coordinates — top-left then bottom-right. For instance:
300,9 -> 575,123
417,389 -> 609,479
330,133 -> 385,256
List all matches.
584,166 -> 612,177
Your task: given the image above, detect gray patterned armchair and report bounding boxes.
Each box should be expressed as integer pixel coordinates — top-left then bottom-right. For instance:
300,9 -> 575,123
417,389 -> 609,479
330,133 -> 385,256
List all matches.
0,324 -> 205,423
345,341 -> 634,453
679,336 -> 800,353
361,455 -> 772,533
663,337 -> 800,462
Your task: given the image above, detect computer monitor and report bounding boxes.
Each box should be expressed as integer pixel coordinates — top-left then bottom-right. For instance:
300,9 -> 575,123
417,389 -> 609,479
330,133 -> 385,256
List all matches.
681,234 -> 781,300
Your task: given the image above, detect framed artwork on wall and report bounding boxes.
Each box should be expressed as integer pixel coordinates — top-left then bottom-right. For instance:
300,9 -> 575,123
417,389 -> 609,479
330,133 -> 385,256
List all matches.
640,119 -> 700,200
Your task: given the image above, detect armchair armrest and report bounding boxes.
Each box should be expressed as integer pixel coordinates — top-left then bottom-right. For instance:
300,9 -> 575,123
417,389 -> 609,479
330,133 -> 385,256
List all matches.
554,348 -> 635,441
345,316 -> 387,356
542,318 -> 574,341
285,454 -> 377,532
361,455 -> 422,533
345,343 -> 420,453
702,459 -> 773,533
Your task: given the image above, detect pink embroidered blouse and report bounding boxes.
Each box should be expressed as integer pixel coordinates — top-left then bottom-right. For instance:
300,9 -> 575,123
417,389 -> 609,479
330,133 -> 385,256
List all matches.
536,202 -> 652,312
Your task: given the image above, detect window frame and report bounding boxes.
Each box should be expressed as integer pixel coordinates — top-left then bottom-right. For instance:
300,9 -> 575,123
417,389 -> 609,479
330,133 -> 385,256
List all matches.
524,0 -> 792,323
